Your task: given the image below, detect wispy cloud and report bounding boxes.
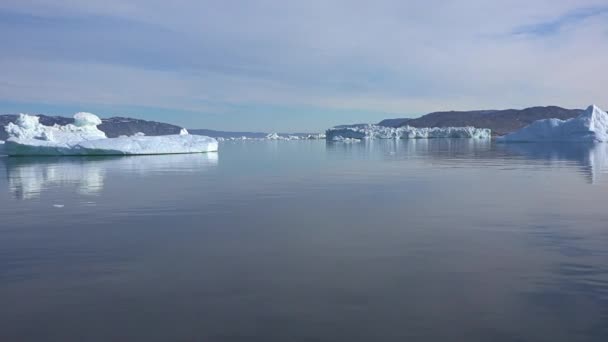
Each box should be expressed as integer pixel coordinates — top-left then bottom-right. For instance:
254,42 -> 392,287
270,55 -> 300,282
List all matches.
512,6 -> 608,36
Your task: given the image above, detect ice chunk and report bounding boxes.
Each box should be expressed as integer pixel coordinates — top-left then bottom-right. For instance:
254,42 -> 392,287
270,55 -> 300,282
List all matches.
213,133 -> 325,142
5,113 -> 107,143
73,112 -> 102,127
4,113 -> 218,156
330,136 -> 361,143
326,124 -> 491,140
498,105 -> 608,142
305,134 -> 326,140
265,132 -> 282,140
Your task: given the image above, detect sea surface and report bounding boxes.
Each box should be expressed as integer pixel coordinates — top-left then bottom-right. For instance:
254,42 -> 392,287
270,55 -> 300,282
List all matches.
1,140 -> 608,341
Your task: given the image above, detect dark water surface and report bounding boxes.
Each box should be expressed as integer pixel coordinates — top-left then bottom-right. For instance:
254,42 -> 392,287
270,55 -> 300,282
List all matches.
1,140 -> 608,341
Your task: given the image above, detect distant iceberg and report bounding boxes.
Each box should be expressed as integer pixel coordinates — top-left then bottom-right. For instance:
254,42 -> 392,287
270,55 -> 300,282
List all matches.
499,105 -> 608,142
3,113 -> 218,156
326,124 -> 491,141
215,133 -> 325,142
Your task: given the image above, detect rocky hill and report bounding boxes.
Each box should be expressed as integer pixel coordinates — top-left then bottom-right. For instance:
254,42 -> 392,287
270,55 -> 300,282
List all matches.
377,106 -> 583,136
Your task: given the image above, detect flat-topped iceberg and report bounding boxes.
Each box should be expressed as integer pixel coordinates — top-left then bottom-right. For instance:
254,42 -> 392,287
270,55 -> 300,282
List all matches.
326,124 -> 491,141
499,105 -> 608,142
4,113 -> 218,156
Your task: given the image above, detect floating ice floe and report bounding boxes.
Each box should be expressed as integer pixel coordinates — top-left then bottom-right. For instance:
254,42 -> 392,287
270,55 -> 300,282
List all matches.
3,113 -> 218,156
498,105 -> 608,142
330,136 -> 361,143
325,124 -> 491,141
215,133 -> 325,142
265,132 -> 282,140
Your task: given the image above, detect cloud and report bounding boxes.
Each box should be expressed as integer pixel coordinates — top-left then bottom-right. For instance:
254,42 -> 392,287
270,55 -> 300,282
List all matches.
512,6 -> 608,36
0,1 -> 607,130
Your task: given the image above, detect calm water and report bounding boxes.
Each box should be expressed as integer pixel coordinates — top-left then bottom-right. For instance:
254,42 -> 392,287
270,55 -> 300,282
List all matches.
1,140 -> 608,341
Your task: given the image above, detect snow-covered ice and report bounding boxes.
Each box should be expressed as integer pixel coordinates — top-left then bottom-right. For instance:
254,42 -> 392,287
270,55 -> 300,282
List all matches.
499,105 -> 608,142
326,124 -> 491,141
265,132 -> 282,140
5,112 -> 107,143
3,113 -> 218,155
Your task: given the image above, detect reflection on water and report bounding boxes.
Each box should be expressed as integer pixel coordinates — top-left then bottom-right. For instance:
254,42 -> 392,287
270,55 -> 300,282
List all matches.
327,139 -> 608,183
498,143 -> 608,184
2,142 -> 608,341
4,153 -> 218,199
5,141 -> 607,201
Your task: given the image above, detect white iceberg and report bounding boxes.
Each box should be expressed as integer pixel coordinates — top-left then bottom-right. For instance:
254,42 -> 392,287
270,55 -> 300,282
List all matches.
265,132 -> 283,140
3,113 -> 218,156
216,133 -> 324,141
499,105 -> 608,142
305,133 -> 326,140
330,136 -> 361,143
326,124 -> 491,141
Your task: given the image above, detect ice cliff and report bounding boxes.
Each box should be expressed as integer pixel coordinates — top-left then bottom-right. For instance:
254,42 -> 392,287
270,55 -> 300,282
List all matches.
326,125 -> 491,141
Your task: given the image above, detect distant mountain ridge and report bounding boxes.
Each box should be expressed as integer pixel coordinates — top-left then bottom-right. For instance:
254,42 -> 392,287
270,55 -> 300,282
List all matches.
1,105 -> 586,141
377,106 -> 584,136
0,114 -> 184,140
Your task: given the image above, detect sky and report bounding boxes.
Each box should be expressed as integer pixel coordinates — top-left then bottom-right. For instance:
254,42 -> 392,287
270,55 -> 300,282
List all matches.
0,0 -> 607,132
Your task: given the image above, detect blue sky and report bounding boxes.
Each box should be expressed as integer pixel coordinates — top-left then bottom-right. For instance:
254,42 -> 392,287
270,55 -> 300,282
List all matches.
0,1 -> 607,131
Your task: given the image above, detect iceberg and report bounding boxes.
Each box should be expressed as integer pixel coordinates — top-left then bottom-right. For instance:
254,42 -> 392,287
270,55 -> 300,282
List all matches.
3,113 -> 218,156
215,133 -> 325,142
325,124 -> 491,141
330,136 -> 361,143
265,132 -> 283,140
498,105 -> 608,142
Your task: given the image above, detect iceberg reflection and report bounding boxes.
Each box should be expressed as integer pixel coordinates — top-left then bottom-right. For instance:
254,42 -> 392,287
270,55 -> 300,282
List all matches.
326,139 -> 608,183
499,143 -> 608,184
325,138 -> 493,160
4,153 -> 218,199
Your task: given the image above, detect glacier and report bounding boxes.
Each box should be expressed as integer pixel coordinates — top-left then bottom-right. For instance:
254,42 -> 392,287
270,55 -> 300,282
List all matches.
499,105 -> 608,142
326,124 -> 491,141
3,113 -> 218,156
